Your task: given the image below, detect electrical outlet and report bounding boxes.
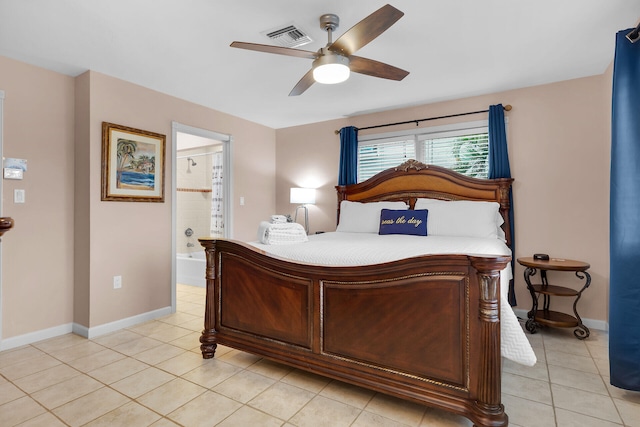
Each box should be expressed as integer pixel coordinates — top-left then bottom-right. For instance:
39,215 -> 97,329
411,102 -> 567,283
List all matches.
113,275 -> 122,289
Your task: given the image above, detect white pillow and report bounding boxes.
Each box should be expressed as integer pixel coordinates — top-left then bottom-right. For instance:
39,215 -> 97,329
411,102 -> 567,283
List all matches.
414,198 -> 504,239
337,200 -> 409,233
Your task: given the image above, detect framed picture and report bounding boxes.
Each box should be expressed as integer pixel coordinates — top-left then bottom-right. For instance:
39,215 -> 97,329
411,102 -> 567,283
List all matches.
101,122 -> 166,202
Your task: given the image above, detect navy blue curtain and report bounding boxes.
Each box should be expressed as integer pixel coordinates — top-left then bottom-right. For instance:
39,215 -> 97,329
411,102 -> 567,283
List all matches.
610,28 -> 640,391
338,126 -> 358,185
488,104 -> 516,306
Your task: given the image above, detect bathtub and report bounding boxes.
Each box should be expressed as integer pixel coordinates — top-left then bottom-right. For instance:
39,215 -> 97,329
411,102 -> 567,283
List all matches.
176,252 -> 206,287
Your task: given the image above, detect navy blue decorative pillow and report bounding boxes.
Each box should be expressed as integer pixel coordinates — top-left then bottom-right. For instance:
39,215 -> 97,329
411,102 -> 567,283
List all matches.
379,209 -> 428,236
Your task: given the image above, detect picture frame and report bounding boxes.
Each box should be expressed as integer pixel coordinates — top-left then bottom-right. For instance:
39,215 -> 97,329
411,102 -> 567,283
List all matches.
101,122 -> 166,202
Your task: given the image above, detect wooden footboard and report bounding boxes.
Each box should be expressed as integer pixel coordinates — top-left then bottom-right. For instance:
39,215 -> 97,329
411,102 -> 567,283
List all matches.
199,238 -> 510,427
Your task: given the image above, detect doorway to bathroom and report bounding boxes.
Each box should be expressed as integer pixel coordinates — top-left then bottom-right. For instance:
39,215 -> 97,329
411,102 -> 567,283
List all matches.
171,122 -> 232,311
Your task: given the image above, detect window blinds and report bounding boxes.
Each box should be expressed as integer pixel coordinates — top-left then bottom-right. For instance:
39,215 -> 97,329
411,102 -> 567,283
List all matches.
358,131 -> 489,182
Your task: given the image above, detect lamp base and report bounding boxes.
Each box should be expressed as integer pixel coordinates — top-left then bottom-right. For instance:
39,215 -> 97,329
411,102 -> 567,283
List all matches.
294,205 -> 309,234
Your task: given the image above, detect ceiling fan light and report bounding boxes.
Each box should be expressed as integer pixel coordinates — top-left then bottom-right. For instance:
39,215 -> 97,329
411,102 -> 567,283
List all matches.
313,63 -> 350,84
312,53 -> 350,84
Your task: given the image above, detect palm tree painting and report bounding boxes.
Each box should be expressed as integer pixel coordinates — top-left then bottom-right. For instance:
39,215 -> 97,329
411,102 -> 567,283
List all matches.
102,122 -> 165,202
116,138 -> 156,190
116,139 -> 137,185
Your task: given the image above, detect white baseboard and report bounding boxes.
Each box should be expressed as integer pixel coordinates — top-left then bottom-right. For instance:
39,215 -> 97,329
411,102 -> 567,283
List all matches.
75,306 -> 174,339
0,323 -> 73,351
512,308 -> 609,332
0,306 -> 174,351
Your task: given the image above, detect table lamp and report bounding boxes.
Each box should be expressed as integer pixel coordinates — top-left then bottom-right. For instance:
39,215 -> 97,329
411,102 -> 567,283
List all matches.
290,187 -> 316,234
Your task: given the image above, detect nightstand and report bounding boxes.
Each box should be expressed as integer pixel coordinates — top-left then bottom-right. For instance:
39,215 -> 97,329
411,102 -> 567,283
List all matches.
517,257 -> 591,339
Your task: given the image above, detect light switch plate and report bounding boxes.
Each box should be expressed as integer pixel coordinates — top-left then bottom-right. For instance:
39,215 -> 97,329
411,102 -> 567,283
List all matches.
14,189 -> 25,203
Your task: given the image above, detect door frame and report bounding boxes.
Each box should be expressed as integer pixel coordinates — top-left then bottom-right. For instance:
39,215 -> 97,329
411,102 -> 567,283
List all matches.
171,121 -> 232,312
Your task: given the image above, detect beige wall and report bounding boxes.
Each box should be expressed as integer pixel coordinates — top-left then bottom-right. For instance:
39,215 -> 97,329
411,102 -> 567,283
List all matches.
74,71 -> 91,327
84,71 -> 276,328
276,120 -> 347,233
275,74 -> 611,324
1,57 -> 276,340
1,56 -> 76,337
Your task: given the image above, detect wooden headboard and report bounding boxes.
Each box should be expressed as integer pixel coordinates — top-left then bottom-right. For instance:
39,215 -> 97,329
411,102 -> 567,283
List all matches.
335,159 -> 514,247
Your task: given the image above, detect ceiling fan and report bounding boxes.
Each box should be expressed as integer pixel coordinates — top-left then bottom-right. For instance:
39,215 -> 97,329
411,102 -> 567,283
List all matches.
230,4 -> 409,96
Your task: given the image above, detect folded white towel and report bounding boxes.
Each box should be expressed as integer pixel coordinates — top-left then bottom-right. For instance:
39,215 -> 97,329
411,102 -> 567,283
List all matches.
270,215 -> 288,224
258,221 -> 308,245
258,221 -> 271,242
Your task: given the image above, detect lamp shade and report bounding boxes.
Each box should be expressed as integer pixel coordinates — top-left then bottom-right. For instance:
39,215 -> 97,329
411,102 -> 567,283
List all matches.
290,187 -> 316,204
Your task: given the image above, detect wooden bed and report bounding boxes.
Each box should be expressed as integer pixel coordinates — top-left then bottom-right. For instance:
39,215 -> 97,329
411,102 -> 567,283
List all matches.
199,159 -> 514,427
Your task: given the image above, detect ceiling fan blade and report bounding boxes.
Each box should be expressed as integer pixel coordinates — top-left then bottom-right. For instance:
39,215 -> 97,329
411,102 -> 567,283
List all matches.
289,69 -> 316,96
349,56 -> 409,81
230,41 -> 318,60
329,4 -> 404,56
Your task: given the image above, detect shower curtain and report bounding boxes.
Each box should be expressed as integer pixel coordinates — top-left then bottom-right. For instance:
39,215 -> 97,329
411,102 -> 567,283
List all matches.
210,151 -> 224,237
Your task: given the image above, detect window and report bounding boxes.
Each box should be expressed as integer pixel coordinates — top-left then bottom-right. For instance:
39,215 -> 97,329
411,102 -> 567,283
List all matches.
357,121 -> 489,182
419,133 -> 489,178
358,137 -> 416,181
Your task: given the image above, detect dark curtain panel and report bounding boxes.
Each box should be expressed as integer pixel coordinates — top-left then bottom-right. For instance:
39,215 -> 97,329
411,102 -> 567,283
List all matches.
488,104 -> 517,306
610,28 -> 640,391
338,126 -> 358,186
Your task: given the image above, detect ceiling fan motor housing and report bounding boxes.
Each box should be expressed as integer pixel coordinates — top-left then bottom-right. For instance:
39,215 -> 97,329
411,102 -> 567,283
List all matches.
313,47 -> 349,68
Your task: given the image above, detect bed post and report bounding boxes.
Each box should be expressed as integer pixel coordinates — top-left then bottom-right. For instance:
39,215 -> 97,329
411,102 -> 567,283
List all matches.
469,256 -> 510,427
198,238 -> 218,359
497,184 -> 513,249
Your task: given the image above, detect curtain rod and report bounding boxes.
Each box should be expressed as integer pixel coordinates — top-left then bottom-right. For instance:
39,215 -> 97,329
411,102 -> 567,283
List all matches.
334,104 -> 512,135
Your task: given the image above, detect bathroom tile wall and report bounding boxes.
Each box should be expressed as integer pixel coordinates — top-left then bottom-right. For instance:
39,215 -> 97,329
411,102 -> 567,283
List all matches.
176,147 -> 218,253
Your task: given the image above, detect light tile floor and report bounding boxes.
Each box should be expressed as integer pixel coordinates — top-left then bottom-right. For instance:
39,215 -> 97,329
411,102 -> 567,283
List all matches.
1,283 -> 639,426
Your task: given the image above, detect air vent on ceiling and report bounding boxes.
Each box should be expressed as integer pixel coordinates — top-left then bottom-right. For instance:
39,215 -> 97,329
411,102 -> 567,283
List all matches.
261,23 -> 313,48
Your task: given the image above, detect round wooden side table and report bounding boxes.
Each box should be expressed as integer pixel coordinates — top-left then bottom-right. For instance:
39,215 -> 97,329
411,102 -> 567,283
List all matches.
517,257 -> 591,339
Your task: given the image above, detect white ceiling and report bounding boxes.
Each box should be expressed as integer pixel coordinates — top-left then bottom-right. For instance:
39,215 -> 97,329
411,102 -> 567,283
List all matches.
176,132 -> 221,151
1,1 -> 638,129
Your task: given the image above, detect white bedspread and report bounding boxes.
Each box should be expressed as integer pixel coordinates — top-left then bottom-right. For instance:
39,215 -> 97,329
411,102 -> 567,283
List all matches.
251,232 -> 537,366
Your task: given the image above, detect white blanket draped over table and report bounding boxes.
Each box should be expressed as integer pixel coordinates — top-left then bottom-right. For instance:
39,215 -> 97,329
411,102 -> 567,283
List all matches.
251,231 -> 537,367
